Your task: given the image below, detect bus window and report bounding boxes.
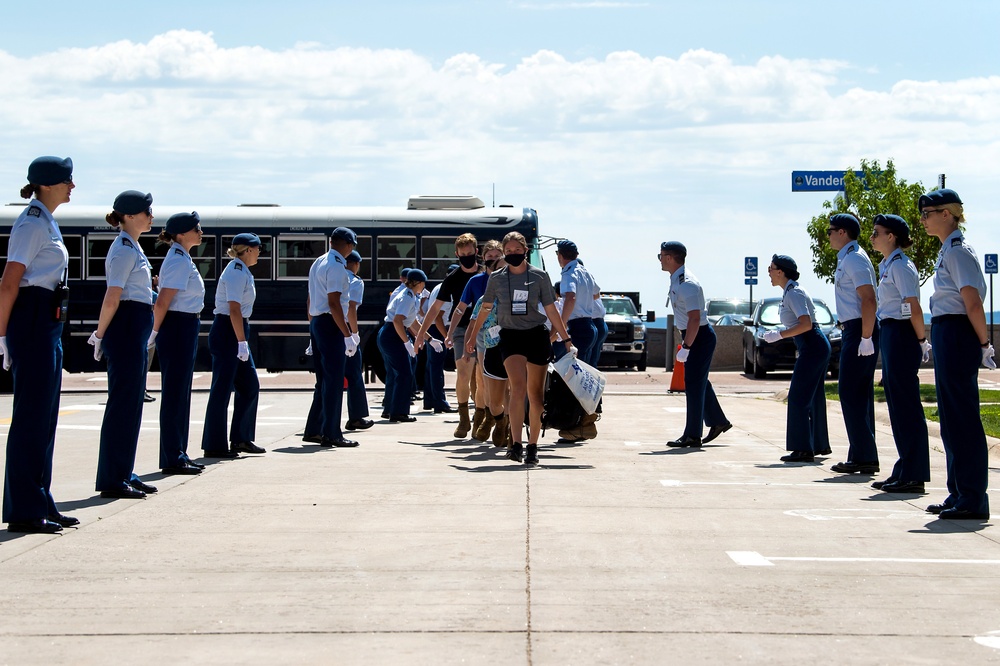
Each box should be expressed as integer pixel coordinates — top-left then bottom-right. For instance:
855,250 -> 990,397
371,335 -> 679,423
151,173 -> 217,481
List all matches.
139,236 -> 170,277
191,236 -> 217,280
277,235 -> 327,279
223,234 -> 272,280
421,236 -> 456,280
64,235 -> 83,279
377,236 -> 416,281
86,234 -> 119,278
355,235 -> 372,281
0,234 -> 8,275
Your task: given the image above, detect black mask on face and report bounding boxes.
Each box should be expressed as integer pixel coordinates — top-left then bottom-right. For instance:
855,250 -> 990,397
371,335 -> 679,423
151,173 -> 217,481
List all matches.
504,253 -> 526,267
458,254 -> 478,269
484,258 -> 499,271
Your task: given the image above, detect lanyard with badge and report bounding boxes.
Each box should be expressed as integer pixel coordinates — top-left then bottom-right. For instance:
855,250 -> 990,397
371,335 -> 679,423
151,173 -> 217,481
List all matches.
507,270 -> 530,316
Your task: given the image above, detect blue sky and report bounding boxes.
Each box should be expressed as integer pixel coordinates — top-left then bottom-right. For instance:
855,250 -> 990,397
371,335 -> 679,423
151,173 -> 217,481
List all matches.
3,0 -> 999,313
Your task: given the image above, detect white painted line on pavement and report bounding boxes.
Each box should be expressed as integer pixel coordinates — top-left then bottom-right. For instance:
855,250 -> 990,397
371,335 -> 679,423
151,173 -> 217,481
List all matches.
662,479 -> 817,487
624,441 -> 641,447
728,551 -> 1000,567
662,407 -> 686,413
785,508 -> 923,521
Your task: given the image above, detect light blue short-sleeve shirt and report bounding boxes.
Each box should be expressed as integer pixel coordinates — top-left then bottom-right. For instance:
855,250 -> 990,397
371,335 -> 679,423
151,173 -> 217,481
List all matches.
876,249 -> 920,321
158,244 -> 205,314
105,232 -> 153,304
779,280 -> 817,328
384,288 -> 419,328
930,230 -> 987,316
560,259 -> 599,319
834,241 -> 876,321
307,249 -> 351,317
8,202 -> 68,290
668,267 -> 708,330
214,258 -> 256,318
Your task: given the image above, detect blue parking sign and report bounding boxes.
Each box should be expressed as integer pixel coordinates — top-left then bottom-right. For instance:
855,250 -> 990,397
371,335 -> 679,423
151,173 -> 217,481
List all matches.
986,254 -> 998,275
745,257 -> 758,277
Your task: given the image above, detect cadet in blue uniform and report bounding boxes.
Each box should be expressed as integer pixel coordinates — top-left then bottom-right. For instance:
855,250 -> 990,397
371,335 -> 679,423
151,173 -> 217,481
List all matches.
201,233 -> 264,458
659,241 -> 732,448
868,215 -> 931,493
378,269 -> 428,421
827,213 -> 880,475
344,250 -> 373,431
0,156 -> 76,533
920,189 -> 993,520
150,212 -> 206,475
305,227 -> 359,447
89,190 -> 157,499
764,255 -> 831,462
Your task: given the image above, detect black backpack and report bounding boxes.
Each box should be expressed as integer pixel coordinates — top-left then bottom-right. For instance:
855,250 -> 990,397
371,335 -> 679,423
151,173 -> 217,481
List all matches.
540,369 -> 585,432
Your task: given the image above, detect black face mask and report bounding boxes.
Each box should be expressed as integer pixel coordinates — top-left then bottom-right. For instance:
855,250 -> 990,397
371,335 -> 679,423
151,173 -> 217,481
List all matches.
504,253 -> 526,267
458,254 -> 479,269
484,258 -> 499,271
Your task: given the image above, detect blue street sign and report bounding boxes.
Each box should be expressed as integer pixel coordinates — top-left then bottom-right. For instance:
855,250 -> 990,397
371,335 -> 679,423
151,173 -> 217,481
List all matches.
986,254 -> 998,275
791,170 -> 866,192
745,278 -> 758,285
745,256 -> 758,277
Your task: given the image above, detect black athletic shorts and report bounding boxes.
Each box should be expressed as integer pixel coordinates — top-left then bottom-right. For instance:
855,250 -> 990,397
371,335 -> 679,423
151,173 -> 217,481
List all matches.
483,345 -> 508,379
499,325 -> 551,366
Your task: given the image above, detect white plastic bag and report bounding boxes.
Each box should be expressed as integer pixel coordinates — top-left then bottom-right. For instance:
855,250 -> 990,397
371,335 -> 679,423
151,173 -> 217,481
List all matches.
552,353 -> 606,415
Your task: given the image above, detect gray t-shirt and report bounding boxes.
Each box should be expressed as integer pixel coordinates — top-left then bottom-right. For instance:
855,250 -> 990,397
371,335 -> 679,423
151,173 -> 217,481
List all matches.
482,265 -> 555,330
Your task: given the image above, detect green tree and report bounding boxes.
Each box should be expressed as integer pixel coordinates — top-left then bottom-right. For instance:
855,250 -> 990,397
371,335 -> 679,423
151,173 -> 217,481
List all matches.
807,159 -> 938,284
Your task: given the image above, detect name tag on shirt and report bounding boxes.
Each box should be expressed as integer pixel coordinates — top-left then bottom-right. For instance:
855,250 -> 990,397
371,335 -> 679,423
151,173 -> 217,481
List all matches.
512,288 -> 528,315
901,302 -> 911,318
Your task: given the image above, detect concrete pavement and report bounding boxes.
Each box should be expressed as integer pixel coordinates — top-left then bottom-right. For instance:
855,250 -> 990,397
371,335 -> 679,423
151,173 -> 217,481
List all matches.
1,371 -> 999,665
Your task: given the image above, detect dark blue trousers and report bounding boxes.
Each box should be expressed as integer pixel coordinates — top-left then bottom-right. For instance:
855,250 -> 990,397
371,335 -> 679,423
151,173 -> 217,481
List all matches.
554,317 -> 598,362
838,318 -> 880,463
96,301 -> 153,491
588,317 -> 608,368
345,338 -> 369,420
931,315 -> 990,515
3,287 -> 62,523
423,328 -> 449,410
202,315 -> 259,450
879,319 -> 930,482
786,327 -> 831,453
378,323 -> 413,416
310,315 -> 347,438
682,324 -> 727,440
156,312 -> 200,469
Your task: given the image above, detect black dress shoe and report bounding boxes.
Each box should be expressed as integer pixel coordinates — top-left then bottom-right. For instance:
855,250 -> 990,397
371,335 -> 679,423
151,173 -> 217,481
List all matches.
129,479 -> 158,494
701,422 -> 733,444
815,448 -> 832,456
667,435 -> 702,448
143,391 -> 156,403
434,406 -> 456,414
203,449 -> 240,459
7,518 -> 63,534
181,456 -> 206,469
345,419 -> 375,430
47,513 -> 80,527
302,433 -> 324,444
524,444 -> 539,466
780,451 -> 815,462
926,503 -> 950,515
881,481 -> 925,494
380,411 -> 390,419
508,443 -> 523,462
871,479 -> 894,490
101,484 -> 147,500
162,465 -> 202,475
320,436 -> 359,447
232,441 -> 266,454
938,508 -> 990,520
389,414 -> 417,423
830,461 -> 879,474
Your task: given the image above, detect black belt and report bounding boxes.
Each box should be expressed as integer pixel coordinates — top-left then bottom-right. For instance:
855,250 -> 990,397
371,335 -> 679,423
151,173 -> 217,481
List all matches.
931,314 -> 967,323
166,311 -> 199,320
119,300 -> 152,311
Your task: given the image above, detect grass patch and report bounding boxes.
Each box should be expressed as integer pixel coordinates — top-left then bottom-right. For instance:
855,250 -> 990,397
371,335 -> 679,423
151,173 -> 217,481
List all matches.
824,382 -> 1000,404
923,404 -> 1000,439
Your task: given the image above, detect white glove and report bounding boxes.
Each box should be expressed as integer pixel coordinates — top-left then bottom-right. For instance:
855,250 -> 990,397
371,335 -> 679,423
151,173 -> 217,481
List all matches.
147,330 -> 158,349
763,331 -> 782,344
919,340 -> 932,364
351,332 -> 360,347
0,336 -> 9,371
568,345 -> 579,358
88,331 -> 103,361
676,347 -> 690,363
983,344 -> 997,370
858,337 -> 875,356
237,340 -> 250,362
429,338 -> 443,353
344,335 -> 358,357
444,336 -> 454,349
305,341 -> 313,356
404,340 -> 417,357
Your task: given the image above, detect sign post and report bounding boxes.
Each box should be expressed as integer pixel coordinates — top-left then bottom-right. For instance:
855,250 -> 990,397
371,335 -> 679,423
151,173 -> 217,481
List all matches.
745,257 -> 758,308
986,254 -> 997,344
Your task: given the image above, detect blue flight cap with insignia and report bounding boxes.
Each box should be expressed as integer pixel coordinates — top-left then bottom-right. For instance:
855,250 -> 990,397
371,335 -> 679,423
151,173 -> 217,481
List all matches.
918,188 -> 962,210
113,190 -> 153,216
771,254 -> 798,276
660,241 -> 686,260
346,250 -> 362,264
400,268 -> 412,278
407,269 -> 428,283
872,214 -> 910,242
165,211 -> 200,235
331,226 -> 357,244
27,156 -> 73,186
557,239 -> 578,257
232,232 -> 261,248
828,213 -> 861,237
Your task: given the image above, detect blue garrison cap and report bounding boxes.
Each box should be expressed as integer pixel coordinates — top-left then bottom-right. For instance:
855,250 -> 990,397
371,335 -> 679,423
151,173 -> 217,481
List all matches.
346,250 -> 362,263
27,156 -> 73,186
165,211 -> 200,235
232,232 -> 261,248
407,269 -> 428,283
660,241 -> 687,259
557,239 -> 578,256
873,214 -> 909,242
918,188 -> 962,210
331,226 -> 357,244
771,254 -> 798,276
113,190 -> 152,216
400,268 -> 412,278
829,213 -> 860,237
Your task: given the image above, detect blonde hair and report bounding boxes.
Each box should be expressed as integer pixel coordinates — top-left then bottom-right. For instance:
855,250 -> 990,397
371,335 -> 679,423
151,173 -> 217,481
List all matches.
501,231 -> 527,252
942,202 -> 965,224
482,239 -> 503,256
455,233 -> 478,252
227,244 -> 252,258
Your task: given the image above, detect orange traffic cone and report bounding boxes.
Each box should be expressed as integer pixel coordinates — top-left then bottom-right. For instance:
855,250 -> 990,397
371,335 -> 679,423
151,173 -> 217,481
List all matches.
669,344 -> 686,393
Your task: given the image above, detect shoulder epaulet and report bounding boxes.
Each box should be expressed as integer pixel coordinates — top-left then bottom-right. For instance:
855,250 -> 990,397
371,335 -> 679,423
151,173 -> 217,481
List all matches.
951,238 -> 963,247
847,245 -> 857,254
121,237 -> 134,248
27,206 -> 41,218
678,274 -> 685,283
173,247 -> 184,256
333,254 -> 345,264
234,263 -> 243,271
